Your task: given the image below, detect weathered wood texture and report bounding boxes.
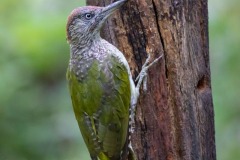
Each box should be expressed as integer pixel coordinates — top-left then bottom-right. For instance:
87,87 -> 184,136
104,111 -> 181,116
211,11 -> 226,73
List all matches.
87,0 -> 216,159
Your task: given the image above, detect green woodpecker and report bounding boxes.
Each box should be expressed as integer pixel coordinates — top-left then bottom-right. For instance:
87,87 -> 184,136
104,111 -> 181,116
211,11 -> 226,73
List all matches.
66,0 -> 162,159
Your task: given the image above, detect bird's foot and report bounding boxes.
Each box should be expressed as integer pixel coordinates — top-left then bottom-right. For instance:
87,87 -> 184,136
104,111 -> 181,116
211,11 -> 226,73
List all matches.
135,54 -> 163,92
129,53 -> 163,133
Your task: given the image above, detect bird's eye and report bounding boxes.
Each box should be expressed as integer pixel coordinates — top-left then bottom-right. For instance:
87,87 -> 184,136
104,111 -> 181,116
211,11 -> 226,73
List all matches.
84,13 -> 93,20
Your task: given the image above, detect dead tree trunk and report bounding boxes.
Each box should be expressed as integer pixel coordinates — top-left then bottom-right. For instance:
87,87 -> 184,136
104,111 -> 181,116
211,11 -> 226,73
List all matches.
87,0 -> 216,159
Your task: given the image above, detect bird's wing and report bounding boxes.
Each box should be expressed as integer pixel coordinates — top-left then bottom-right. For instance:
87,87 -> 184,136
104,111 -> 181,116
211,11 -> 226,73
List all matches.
67,55 -> 131,159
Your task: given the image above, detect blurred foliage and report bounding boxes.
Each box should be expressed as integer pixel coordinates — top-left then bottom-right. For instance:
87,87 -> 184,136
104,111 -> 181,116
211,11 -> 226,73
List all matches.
209,0 -> 240,159
0,0 -> 239,159
0,0 -> 89,159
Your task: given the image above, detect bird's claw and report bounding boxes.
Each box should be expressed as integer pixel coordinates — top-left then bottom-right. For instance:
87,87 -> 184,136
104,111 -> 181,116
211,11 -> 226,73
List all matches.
135,54 -> 151,82
135,54 -> 163,92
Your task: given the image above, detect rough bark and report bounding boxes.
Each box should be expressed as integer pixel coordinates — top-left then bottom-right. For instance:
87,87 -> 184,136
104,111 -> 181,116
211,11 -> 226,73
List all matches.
87,0 -> 216,160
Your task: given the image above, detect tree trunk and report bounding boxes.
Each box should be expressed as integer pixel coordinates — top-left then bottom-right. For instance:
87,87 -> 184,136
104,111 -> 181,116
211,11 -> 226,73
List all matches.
87,0 -> 216,159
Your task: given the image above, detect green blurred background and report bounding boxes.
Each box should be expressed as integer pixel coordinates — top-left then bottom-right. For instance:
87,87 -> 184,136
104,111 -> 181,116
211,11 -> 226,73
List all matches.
0,0 -> 239,159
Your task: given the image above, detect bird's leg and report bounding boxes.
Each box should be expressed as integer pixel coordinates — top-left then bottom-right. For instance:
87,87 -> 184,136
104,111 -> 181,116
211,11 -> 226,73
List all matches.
130,53 -> 163,133
127,54 -> 163,159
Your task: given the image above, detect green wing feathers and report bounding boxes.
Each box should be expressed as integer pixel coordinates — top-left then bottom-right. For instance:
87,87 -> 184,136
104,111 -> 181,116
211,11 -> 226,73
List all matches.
67,56 -> 131,159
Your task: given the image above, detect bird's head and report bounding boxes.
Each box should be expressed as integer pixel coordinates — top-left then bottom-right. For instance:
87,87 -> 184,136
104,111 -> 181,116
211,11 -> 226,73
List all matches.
66,0 -> 127,45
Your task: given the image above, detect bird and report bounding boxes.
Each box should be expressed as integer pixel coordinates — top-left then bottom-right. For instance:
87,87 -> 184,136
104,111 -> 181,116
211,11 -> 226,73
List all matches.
66,0 -> 162,159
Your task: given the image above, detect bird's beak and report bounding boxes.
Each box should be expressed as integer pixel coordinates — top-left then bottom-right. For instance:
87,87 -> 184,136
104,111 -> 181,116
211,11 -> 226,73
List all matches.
100,0 -> 127,20
91,0 -> 127,33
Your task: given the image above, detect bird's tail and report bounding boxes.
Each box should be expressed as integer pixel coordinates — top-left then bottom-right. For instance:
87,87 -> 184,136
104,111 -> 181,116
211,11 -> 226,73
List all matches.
97,150 -> 136,160
98,152 -> 110,160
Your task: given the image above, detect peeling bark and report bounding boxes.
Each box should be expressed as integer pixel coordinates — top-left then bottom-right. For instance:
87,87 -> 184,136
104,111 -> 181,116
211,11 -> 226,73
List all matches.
87,0 -> 216,159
